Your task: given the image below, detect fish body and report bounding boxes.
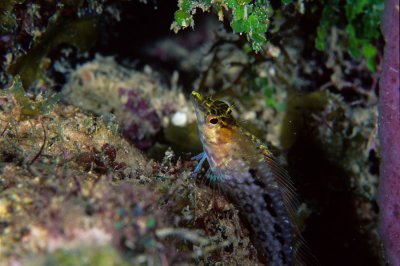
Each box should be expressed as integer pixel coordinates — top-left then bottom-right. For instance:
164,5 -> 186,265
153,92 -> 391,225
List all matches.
191,91 -> 306,266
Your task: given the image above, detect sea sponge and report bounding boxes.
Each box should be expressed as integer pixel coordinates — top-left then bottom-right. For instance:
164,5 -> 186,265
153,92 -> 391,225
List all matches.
378,0 -> 400,264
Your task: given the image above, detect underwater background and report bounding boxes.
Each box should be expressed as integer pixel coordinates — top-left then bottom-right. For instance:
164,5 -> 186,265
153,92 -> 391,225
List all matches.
0,0 -> 398,265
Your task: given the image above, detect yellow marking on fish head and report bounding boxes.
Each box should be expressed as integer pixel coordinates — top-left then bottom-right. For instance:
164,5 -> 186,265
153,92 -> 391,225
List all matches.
191,91 -> 237,145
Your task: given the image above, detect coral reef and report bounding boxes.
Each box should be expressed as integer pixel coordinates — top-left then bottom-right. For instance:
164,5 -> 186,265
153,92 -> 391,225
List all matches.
0,0 -> 386,265
0,73 -> 264,265
62,55 -> 197,151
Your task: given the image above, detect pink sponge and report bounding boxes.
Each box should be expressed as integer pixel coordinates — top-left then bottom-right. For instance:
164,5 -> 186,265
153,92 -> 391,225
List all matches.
378,0 -> 400,264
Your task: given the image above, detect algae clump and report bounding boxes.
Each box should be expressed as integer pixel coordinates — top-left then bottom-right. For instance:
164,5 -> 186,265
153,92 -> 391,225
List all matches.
3,75 -> 61,120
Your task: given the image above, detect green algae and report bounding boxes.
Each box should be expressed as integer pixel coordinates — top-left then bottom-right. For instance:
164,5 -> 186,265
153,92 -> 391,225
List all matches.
32,246 -> 129,266
172,0 -> 273,52
4,75 -> 61,120
315,0 -> 383,72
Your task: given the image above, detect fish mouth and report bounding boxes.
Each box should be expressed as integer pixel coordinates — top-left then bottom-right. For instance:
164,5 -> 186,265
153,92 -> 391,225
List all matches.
191,91 -> 208,125
191,91 -> 208,113
191,91 -> 203,102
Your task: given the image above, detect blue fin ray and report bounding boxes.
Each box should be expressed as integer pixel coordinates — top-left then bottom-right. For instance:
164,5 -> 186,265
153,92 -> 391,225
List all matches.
191,152 -> 207,177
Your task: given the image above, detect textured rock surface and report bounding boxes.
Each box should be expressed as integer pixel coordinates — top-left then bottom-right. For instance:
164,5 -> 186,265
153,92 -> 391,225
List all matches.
378,0 -> 400,265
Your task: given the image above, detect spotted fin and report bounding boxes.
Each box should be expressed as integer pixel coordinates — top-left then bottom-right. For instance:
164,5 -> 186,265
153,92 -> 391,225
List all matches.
260,147 -> 320,266
259,146 -> 299,222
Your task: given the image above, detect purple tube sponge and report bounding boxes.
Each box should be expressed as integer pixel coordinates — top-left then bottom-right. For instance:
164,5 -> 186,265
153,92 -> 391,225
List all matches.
378,0 -> 400,265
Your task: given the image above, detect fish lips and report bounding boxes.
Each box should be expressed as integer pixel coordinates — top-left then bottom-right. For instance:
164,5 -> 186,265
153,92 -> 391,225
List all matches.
191,91 -> 208,125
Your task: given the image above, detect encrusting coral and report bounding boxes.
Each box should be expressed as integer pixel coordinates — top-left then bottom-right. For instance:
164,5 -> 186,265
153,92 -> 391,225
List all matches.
62,55 -> 196,150
0,73 -> 265,265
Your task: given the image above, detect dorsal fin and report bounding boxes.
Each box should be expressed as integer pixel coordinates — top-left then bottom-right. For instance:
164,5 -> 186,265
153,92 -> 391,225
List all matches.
258,144 -> 320,266
293,234 -> 320,266
260,146 -> 299,223
237,126 -> 300,223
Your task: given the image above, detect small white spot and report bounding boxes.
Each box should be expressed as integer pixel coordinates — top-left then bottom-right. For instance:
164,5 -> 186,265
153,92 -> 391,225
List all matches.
172,111 -> 188,126
243,111 -> 256,120
268,67 -> 276,76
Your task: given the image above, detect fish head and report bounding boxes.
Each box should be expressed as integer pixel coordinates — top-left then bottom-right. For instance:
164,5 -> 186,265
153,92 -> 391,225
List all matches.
191,91 -> 238,147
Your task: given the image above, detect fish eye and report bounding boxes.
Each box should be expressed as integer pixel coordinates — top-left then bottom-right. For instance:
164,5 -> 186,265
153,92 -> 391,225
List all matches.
209,118 -> 218,124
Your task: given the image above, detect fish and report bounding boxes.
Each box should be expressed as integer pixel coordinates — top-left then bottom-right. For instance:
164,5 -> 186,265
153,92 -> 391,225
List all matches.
191,90 -> 315,266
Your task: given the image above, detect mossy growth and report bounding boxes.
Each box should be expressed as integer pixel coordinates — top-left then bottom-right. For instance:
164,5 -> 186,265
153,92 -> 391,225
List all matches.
3,75 -> 61,120
252,76 -> 286,112
172,0 -> 274,52
31,246 -> 129,266
315,0 -> 383,72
